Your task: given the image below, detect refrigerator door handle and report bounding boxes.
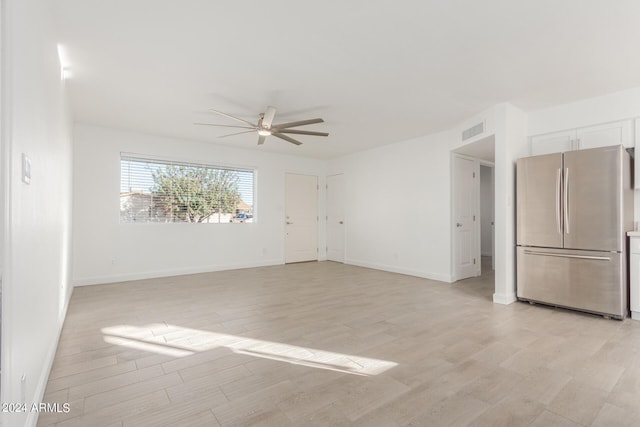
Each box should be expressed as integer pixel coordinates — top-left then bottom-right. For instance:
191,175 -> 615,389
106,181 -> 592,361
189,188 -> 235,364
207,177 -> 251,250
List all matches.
564,167 -> 569,234
556,168 -> 561,234
523,250 -> 611,261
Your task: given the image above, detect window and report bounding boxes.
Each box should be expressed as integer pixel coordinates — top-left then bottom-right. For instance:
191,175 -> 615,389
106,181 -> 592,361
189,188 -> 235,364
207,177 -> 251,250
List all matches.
120,154 -> 255,223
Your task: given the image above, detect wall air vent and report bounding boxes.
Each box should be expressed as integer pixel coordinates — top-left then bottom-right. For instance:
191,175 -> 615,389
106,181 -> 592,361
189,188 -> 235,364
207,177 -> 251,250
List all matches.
462,122 -> 485,141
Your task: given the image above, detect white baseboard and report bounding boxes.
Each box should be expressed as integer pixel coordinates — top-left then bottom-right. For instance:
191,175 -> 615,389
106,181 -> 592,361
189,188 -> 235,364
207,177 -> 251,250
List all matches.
631,311 -> 640,321
26,288 -> 72,427
493,292 -> 517,305
344,258 -> 453,283
73,259 -> 285,286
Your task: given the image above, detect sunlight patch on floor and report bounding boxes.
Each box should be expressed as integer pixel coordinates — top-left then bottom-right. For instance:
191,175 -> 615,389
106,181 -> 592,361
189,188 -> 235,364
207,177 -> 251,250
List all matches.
101,324 -> 397,376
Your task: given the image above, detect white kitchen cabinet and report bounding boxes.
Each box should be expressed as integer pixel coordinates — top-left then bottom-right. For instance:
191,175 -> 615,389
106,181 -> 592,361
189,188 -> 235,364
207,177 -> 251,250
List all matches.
576,120 -> 633,150
530,119 -> 634,156
530,130 -> 575,155
628,233 -> 640,320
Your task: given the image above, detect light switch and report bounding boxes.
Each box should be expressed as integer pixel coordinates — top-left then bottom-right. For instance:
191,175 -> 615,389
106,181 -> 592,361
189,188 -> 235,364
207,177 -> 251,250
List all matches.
22,153 -> 31,184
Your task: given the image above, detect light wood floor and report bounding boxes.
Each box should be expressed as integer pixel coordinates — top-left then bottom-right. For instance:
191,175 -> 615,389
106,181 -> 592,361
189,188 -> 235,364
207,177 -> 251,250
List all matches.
39,261 -> 640,426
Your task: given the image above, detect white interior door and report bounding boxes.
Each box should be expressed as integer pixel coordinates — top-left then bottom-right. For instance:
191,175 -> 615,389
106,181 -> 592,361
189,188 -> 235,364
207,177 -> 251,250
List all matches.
453,155 -> 478,280
285,173 -> 318,263
326,174 -> 345,262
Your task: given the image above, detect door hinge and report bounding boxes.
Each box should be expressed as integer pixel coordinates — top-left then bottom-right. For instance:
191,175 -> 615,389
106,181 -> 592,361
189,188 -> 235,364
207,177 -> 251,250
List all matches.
473,258 -> 476,264
473,215 -> 476,221
473,172 -> 476,178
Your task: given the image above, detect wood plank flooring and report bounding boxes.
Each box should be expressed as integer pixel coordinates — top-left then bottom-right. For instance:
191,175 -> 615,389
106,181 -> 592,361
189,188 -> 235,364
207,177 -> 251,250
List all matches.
38,261 -> 640,426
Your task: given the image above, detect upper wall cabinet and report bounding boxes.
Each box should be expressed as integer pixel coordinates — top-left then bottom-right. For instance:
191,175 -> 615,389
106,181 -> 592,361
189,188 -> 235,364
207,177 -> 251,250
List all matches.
576,121 -> 634,150
530,119 -> 634,156
530,130 -> 575,155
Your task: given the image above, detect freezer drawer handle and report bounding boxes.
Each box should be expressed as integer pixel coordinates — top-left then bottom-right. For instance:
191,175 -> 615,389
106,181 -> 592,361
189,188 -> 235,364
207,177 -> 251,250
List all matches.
523,250 -> 610,261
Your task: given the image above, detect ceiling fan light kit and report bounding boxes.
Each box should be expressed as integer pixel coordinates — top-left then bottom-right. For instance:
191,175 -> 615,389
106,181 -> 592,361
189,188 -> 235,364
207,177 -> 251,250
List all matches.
195,106 -> 328,146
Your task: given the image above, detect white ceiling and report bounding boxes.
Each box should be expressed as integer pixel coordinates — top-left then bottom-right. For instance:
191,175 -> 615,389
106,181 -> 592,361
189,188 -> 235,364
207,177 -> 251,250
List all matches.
54,0 -> 640,159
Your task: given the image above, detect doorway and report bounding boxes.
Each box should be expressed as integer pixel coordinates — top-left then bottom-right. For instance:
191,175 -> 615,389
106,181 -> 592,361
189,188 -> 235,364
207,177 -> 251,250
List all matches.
479,164 -> 495,271
451,135 -> 495,282
284,173 -> 318,263
452,154 -> 478,281
326,174 -> 345,262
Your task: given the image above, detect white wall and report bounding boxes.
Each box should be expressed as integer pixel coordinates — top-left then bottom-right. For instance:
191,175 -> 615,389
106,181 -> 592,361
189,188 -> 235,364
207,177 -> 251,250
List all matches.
72,124 -> 326,285
528,86 -> 640,136
326,93 -> 637,304
327,130 -> 453,282
75,107 -> 524,348
2,0 -> 74,425
493,103 -> 528,304
325,103 -> 528,294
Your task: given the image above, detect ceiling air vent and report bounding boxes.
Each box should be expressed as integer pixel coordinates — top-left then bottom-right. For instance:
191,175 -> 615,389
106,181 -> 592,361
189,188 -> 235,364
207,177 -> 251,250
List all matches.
462,122 -> 484,141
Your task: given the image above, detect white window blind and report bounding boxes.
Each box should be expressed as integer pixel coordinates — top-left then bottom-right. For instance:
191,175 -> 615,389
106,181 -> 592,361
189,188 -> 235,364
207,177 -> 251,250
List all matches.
120,154 -> 255,223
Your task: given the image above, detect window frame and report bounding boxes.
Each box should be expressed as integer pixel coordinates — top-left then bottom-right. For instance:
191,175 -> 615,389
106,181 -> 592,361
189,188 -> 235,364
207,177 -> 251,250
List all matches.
119,152 -> 257,224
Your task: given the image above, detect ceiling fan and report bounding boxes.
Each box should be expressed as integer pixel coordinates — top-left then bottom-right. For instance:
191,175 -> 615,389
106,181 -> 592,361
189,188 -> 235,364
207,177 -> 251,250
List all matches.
195,106 -> 328,145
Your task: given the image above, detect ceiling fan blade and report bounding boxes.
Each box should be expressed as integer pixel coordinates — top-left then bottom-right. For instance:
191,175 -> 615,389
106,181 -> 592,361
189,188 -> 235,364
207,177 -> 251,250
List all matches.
208,109 -> 256,127
257,135 -> 266,145
218,130 -> 255,139
273,132 -> 303,146
194,122 -> 255,130
273,118 -> 324,129
276,129 -> 329,137
262,106 -> 276,129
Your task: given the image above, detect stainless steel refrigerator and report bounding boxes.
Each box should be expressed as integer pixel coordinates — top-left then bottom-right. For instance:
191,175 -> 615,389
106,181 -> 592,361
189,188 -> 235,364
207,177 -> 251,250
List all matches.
516,144 -> 633,319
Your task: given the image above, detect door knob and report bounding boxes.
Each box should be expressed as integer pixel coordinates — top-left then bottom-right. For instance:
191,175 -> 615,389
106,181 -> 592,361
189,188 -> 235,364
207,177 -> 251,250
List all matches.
456,222 -> 462,227
339,221 -> 344,224
286,221 -> 293,225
